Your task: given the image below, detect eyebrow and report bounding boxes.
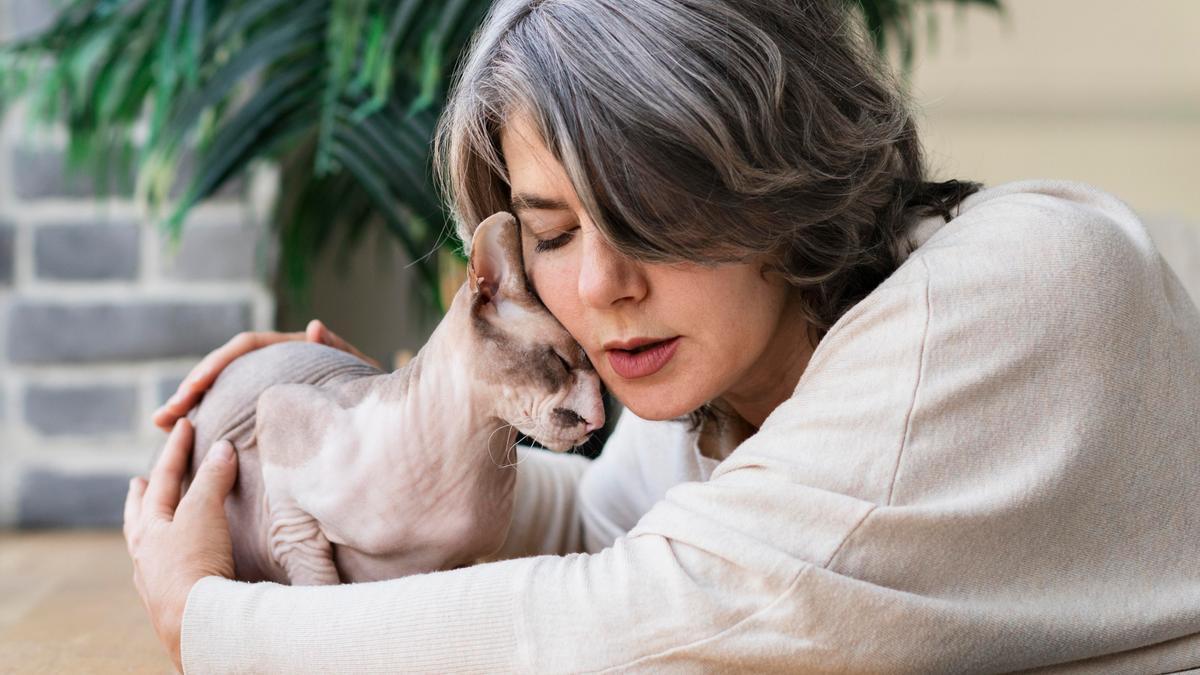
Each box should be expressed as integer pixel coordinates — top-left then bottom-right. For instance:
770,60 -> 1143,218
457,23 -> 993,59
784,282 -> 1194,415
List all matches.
510,192 -> 572,215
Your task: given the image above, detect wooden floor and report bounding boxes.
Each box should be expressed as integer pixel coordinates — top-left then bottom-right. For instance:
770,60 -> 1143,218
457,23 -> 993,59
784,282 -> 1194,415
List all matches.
0,529 -> 174,674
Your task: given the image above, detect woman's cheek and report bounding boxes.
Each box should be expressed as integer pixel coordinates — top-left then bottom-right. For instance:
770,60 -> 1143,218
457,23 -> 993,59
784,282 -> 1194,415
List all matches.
529,255 -> 577,315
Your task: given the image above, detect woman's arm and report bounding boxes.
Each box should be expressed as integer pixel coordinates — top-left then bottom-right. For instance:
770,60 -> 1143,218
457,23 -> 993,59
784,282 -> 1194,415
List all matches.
180,482 -> 810,674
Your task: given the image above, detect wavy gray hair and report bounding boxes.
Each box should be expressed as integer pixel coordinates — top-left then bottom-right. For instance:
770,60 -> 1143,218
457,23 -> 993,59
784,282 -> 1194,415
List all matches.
433,0 -> 981,429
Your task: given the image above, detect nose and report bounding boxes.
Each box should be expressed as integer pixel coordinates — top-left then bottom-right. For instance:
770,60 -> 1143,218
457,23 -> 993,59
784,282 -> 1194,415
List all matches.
553,408 -> 585,428
584,397 -> 605,433
577,228 -> 647,309
551,405 -> 606,434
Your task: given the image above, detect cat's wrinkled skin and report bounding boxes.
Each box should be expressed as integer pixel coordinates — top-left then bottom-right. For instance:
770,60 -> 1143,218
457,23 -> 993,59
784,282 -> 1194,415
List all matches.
176,212 -> 605,586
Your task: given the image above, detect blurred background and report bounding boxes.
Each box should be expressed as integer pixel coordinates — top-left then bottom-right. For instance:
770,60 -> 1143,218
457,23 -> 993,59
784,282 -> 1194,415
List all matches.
0,0 -> 1194,670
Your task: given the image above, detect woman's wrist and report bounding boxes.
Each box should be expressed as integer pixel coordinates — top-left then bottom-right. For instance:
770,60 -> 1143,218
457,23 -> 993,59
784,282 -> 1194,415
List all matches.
175,575 -> 212,674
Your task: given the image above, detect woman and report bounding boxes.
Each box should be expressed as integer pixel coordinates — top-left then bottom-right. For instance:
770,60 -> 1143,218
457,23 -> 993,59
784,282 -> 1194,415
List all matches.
124,0 -> 1200,672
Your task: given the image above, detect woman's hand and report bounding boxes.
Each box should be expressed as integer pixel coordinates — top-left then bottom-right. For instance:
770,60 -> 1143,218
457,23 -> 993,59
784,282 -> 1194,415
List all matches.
124,418 -> 240,674
152,319 -> 381,432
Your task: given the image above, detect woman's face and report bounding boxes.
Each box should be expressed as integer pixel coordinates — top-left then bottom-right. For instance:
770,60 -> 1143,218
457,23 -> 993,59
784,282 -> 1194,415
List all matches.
498,112 -> 807,423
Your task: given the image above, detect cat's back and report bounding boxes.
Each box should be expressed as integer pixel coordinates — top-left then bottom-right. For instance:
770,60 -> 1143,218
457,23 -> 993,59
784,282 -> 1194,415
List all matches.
187,341 -> 383,456
182,341 -> 385,581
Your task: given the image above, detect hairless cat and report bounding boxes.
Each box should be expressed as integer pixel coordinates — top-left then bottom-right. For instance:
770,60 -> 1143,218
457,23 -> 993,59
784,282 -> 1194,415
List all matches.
171,212 -> 605,585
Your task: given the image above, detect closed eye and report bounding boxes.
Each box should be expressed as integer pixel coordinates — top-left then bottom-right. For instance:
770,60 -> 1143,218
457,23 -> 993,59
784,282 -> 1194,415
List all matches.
551,349 -> 572,373
534,228 -> 577,253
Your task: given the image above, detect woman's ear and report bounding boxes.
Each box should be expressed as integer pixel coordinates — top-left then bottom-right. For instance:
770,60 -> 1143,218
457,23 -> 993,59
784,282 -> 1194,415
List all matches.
467,211 -> 526,304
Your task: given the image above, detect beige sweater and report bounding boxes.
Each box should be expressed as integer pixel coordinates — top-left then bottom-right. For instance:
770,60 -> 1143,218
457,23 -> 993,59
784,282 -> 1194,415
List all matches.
181,179 -> 1200,673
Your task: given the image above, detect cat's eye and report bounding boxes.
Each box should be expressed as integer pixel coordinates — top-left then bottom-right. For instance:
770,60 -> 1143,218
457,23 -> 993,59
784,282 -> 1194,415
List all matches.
550,349 -> 572,373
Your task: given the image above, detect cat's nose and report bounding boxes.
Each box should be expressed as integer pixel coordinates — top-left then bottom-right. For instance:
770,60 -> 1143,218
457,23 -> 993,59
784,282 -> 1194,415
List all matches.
553,406 -> 605,433
552,407 -> 585,428
585,398 -> 605,433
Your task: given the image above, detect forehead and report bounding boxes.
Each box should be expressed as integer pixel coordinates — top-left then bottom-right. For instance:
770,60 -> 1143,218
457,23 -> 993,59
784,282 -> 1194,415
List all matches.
498,113 -> 584,215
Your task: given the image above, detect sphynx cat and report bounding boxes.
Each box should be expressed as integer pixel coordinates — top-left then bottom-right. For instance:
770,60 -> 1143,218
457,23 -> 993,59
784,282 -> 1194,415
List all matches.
174,212 -> 605,585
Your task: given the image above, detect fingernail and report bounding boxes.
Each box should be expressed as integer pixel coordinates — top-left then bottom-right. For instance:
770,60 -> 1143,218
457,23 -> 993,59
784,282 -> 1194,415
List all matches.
173,418 -> 185,432
210,440 -> 233,462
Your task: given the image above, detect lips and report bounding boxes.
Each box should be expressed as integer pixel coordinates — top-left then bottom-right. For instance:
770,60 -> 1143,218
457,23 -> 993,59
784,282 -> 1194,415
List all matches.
602,336 -> 674,352
605,336 -> 681,379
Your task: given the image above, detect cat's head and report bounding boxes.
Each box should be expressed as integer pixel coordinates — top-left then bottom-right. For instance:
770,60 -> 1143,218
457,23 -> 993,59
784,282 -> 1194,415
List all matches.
461,211 -> 605,452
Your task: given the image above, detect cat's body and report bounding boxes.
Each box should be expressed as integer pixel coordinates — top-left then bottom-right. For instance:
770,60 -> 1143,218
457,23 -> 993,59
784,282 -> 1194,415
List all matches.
178,212 -> 604,585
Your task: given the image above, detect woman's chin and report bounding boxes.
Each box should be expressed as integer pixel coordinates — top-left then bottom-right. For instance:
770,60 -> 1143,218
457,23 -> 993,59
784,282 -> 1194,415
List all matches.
610,388 -> 703,422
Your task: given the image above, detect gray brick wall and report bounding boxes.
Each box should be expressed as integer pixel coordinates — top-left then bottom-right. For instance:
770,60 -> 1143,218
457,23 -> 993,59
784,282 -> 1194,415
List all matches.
34,222 -> 140,280
18,469 -> 136,528
0,1 -> 279,529
24,384 -> 138,436
0,220 -> 12,285
7,300 -> 253,363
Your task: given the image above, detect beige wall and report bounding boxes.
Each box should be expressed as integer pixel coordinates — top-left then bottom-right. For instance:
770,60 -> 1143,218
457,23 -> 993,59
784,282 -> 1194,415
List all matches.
904,0 -> 1199,223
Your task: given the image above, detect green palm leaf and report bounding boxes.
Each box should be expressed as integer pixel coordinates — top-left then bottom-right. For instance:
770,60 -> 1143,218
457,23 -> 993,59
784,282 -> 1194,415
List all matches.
845,0 -> 1007,73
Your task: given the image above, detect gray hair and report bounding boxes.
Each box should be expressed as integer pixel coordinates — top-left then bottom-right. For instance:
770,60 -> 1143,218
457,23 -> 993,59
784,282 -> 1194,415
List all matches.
432,0 -> 980,427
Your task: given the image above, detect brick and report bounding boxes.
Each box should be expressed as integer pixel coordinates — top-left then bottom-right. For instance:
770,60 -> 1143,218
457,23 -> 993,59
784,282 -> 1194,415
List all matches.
159,222 -> 262,281
10,143 -> 245,202
0,222 -> 13,286
7,300 -> 252,363
18,469 -> 130,528
10,146 -> 136,200
35,222 -> 140,280
24,383 -> 137,436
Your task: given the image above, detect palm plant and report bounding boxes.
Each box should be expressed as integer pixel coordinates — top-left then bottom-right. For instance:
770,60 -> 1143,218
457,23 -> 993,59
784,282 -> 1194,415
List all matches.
0,0 -> 1004,317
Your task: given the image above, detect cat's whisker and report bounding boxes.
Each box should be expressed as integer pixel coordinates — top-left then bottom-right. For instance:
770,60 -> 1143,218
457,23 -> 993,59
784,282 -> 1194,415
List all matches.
503,415 -> 541,468
495,413 -> 554,469
485,420 -> 533,469
484,422 -> 513,468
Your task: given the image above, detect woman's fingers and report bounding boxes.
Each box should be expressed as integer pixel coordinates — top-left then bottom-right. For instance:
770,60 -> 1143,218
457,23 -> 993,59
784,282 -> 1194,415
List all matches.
121,432 -> 239,674
152,330 -> 307,432
307,319 -> 383,369
179,440 -> 237,515
143,419 -> 195,520
154,329 -> 285,420
305,318 -> 328,344
151,321 -> 380,434
123,476 -> 146,545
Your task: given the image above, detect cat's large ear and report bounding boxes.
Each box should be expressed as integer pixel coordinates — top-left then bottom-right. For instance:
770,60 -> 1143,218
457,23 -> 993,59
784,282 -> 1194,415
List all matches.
467,211 -> 527,303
